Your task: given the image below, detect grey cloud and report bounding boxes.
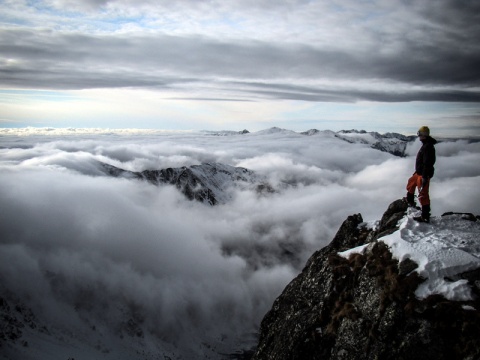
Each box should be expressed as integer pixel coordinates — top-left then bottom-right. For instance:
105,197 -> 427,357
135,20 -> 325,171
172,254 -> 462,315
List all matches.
415,0 -> 480,32
234,82 -> 480,103
1,24 -> 479,102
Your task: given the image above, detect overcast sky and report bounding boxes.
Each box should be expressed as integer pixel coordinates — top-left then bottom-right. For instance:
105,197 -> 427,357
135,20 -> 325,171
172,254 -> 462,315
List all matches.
1,0 -> 479,136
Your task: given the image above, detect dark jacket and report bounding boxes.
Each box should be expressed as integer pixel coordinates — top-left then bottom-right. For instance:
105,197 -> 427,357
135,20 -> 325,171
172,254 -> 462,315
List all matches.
415,136 -> 437,178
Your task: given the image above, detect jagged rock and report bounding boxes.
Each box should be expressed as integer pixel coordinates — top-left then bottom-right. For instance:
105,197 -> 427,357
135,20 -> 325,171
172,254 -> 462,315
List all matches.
398,258 -> 419,276
376,198 -> 408,237
140,165 -> 220,205
252,200 -> 480,360
100,162 -> 268,205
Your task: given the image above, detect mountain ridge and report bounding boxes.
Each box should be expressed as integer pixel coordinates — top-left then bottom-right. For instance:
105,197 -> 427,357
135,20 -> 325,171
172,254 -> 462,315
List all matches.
252,199 -> 480,359
100,161 -> 274,205
95,126 -> 417,205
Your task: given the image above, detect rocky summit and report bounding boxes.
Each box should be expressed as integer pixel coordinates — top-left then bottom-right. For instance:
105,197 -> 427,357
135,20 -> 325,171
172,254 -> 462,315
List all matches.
252,199 -> 480,360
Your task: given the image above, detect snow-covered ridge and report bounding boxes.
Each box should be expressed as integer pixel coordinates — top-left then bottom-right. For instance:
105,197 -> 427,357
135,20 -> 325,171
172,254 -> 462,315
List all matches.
333,129 -> 416,157
340,209 -> 480,302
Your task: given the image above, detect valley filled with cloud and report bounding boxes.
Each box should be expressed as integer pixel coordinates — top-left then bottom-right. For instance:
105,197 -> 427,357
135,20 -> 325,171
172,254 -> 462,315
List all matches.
1,128 -> 479,358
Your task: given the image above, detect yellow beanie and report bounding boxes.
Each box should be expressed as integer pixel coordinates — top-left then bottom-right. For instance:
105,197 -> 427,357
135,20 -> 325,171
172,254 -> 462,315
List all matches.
417,126 -> 430,136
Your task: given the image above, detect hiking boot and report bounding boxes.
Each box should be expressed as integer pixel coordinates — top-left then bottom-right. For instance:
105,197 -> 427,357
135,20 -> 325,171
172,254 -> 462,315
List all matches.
414,205 -> 431,223
413,216 -> 430,223
403,194 -> 419,209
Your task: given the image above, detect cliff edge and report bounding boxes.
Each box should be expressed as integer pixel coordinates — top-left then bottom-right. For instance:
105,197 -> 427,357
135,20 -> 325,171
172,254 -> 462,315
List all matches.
252,199 -> 480,360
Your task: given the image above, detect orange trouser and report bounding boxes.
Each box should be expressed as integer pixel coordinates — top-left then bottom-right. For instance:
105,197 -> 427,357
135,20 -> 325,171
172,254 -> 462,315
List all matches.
406,173 -> 430,206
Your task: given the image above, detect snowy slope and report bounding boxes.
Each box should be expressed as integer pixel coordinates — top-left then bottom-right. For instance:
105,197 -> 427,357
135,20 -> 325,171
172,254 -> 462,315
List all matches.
334,129 -> 415,157
340,209 -> 480,302
299,128 -> 415,156
255,127 -> 298,136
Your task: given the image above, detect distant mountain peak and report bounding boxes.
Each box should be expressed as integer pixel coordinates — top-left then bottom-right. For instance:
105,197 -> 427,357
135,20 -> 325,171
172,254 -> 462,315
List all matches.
300,128 -> 415,156
334,130 -> 416,157
203,129 -> 250,136
256,127 -> 297,135
100,161 -> 272,205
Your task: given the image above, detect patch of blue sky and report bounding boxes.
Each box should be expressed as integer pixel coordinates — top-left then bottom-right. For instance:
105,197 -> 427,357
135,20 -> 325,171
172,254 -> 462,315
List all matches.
0,13 -> 29,27
200,14 -> 244,28
103,14 -> 154,30
13,1 -> 90,31
182,10 -> 246,36
10,1 -> 143,33
0,89 -> 79,103
24,0 -> 80,19
75,14 -> 157,33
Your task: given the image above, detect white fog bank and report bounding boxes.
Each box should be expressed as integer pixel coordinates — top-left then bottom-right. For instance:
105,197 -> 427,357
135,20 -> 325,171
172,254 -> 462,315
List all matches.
1,129 -> 479,358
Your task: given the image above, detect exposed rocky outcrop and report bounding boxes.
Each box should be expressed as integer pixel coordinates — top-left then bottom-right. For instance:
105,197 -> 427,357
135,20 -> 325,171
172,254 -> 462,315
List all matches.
101,162 -> 272,205
252,200 -> 480,360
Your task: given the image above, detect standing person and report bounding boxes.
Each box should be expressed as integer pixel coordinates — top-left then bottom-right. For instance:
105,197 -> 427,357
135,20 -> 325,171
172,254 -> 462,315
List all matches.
404,126 -> 437,223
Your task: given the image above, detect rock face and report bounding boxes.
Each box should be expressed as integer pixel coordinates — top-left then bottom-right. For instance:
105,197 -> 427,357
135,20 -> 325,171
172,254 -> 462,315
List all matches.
252,200 -> 480,360
101,162 -> 270,205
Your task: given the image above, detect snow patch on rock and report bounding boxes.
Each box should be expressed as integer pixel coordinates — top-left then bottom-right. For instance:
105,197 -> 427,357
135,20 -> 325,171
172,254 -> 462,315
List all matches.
379,210 -> 480,301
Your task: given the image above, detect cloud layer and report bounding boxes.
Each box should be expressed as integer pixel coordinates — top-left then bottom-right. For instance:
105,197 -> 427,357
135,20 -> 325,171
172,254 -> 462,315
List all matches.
1,0 -> 480,104
1,130 -> 479,357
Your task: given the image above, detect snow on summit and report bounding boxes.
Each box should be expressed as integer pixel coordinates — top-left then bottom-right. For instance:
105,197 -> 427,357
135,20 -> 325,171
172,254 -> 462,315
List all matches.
381,210 -> 480,301
342,210 -> 480,302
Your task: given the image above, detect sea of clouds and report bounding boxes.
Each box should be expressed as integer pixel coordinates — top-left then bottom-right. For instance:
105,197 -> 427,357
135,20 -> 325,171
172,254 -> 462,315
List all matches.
1,128 -> 479,358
